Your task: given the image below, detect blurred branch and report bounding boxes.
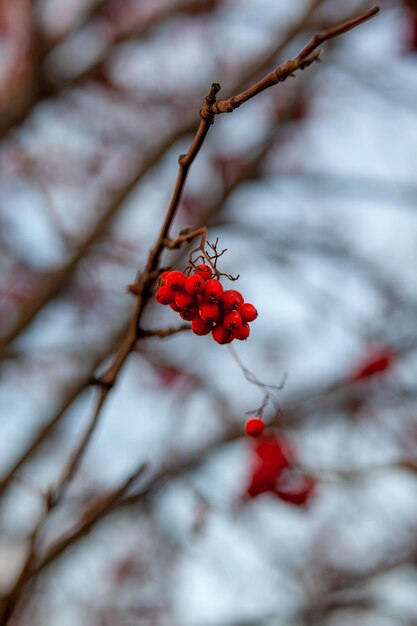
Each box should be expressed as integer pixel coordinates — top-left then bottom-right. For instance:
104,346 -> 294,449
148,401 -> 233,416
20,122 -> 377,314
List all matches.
0,463 -> 147,626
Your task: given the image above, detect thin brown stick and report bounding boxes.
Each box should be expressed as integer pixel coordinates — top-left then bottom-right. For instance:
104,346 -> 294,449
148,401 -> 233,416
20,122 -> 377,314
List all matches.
212,6 -> 380,114
138,325 -> 191,339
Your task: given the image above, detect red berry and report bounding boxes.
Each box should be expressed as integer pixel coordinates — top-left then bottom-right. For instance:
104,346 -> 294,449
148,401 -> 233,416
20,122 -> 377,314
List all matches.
212,324 -> 233,344
179,309 -> 197,321
245,417 -> 265,437
223,311 -> 242,330
204,278 -> 224,302
158,271 -> 170,287
165,271 -> 186,292
169,302 -> 182,312
194,264 -> 213,281
175,292 -> 195,310
221,289 -> 244,312
155,286 -> 175,305
191,316 -> 212,336
199,302 -> 221,323
239,303 -> 258,323
185,274 -> 204,295
232,323 -> 250,340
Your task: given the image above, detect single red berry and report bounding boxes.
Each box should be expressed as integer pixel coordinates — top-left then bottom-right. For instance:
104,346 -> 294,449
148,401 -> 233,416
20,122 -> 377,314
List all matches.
212,324 -> 233,344
175,292 -> 195,310
155,286 -> 175,305
232,323 -> 250,340
239,303 -> 258,323
191,316 -> 212,336
194,264 -> 213,281
158,270 -> 171,287
179,309 -> 197,321
204,278 -> 224,302
169,302 -> 182,313
185,274 -> 205,295
165,271 -> 186,292
223,311 -> 242,330
199,302 -> 221,323
221,289 -> 244,312
245,417 -> 265,437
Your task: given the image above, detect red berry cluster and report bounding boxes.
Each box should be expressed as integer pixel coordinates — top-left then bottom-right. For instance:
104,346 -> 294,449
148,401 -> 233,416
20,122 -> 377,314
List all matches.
245,431 -> 315,507
155,265 -> 258,343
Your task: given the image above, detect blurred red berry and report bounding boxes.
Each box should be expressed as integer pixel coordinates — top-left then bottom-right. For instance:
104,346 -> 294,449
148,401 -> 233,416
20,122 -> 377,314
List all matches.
224,311 -> 242,330
179,309 -> 197,321
175,292 -> 195,310
221,289 -> 244,312
245,417 -> 265,437
158,270 -> 171,287
169,302 -> 182,312
247,468 -> 276,497
194,264 -> 213,281
155,286 -> 175,305
204,278 -> 224,302
191,316 -> 212,336
255,435 -> 291,472
185,274 -> 205,295
239,303 -> 258,323
351,348 -> 393,381
199,302 -> 221,323
165,271 -> 186,292
232,323 -> 250,340
212,324 -> 233,344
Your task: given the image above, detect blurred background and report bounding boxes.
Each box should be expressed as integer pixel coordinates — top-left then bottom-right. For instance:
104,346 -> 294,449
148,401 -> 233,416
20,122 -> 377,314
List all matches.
1,0 -> 417,624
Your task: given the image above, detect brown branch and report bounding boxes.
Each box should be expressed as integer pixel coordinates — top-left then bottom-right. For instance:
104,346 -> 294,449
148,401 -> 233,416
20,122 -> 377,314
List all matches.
138,324 -> 191,339
212,6 -> 380,114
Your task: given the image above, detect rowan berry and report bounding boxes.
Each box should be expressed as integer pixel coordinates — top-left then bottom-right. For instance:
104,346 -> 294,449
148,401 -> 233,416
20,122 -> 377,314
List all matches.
204,278 -> 224,302
194,264 -> 213,281
232,323 -> 250,340
191,316 -> 212,336
239,303 -> 258,323
169,302 -> 182,312
155,286 -> 175,305
221,289 -> 244,312
185,274 -> 204,295
223,311 -> 242,330
245,417 -> 265,437
158,271 -> 171,287
212,324 -> 233,344
179,309 -> 197,321
165,271 -> 186,292
199,302 -> 221,323
175,292 -> 195,310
